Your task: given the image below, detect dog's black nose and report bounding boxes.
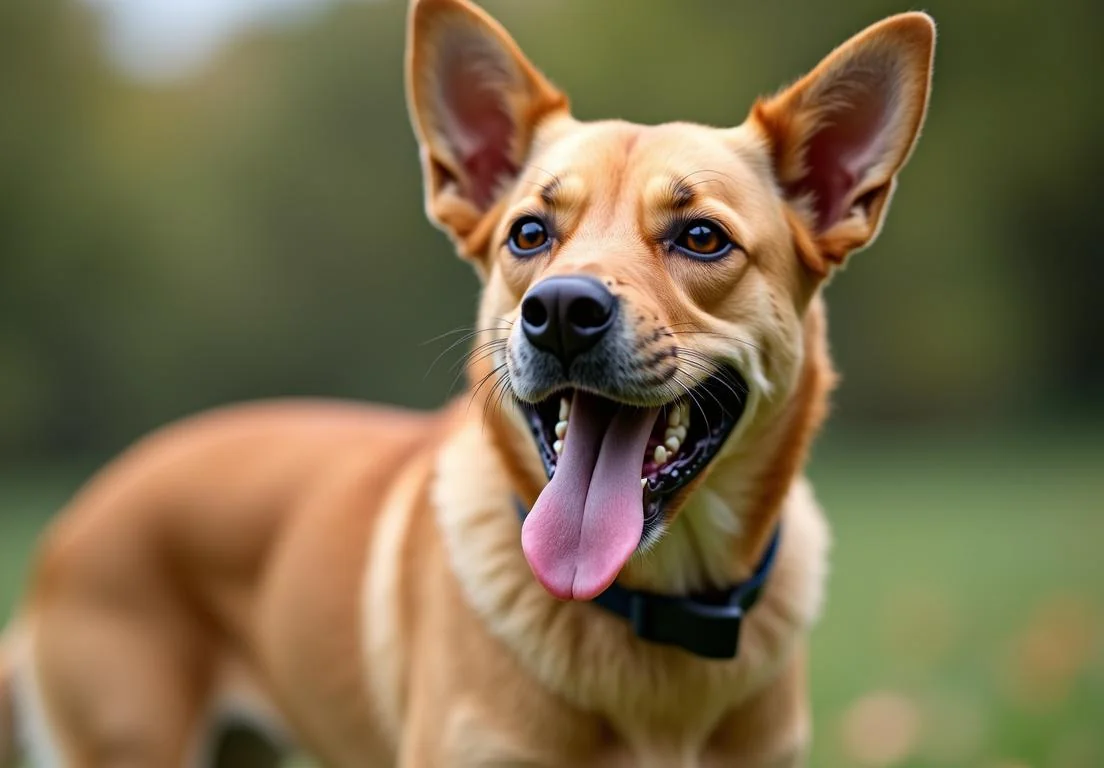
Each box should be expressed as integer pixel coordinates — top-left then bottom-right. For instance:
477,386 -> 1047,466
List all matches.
521,276 -> 617,368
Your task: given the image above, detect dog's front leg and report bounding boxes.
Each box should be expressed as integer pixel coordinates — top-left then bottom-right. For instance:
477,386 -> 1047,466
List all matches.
395,737 -> 429,768
397,692 -> 555,768
704,650 -> 811,768
395,712 -> 441,768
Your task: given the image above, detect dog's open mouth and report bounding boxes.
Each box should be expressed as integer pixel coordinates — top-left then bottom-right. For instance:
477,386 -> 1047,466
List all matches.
519,366 -> 748,600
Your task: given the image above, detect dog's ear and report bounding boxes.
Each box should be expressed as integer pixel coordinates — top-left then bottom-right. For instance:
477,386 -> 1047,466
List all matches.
407,0 -> 568,268
750,13 -> 935,274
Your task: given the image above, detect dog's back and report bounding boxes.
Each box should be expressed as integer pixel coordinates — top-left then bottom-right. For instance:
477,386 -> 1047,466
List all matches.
1,400 -> 441,766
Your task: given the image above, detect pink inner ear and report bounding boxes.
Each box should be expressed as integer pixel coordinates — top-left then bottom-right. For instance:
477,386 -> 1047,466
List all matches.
792,77 -> 892,231
441,54 -> 518,210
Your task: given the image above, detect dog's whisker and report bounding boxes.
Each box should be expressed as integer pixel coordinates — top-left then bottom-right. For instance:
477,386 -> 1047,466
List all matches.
665,369 -> 713,437
674,349 -> 750,399
450,336 -> 508,367
424,321 -> 514,379
661,325 -> 764,355
421,325 -> 479,346
666,368 -> 719,423
426,332 -> 492,379
675,365 -> 737,421
481,374 -> 512,429
421,319 -> 512,347
487,374 -> 516,425
676,168 -> 740,188
678,350 -> 751,393
451,350 -> 508,389
449,344 -> 508,394
467,362 -> 509,416
674,361 -> 748,412
528,164 -> 559,184
451,339 -> 508,373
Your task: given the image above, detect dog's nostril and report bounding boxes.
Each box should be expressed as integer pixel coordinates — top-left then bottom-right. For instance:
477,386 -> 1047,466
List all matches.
521,276 -> 616,366
521,296 -> 549,328
566,297 -> 611,330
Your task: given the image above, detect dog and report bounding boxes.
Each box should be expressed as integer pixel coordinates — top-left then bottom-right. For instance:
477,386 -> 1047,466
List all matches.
0,1 -> 934,765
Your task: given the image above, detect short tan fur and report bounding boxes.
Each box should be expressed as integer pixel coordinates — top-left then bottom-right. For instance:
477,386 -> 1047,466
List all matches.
0,2 -> 933,765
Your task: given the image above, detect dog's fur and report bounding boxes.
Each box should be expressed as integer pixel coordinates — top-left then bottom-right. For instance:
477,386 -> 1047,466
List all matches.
0,1 -> 934,765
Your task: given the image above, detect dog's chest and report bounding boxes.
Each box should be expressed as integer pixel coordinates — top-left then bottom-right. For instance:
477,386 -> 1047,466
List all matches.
442,715 -> 767,768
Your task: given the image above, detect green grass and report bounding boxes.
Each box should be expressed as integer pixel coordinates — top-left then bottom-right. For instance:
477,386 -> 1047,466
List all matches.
2,430 -> 1102,767
806,429 -> 1104,767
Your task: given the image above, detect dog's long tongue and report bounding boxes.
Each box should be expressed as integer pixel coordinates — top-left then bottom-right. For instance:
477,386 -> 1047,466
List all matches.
522,392 -> 659,601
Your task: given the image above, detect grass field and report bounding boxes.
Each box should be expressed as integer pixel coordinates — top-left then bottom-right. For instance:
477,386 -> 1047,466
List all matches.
2,428 -> 1101,767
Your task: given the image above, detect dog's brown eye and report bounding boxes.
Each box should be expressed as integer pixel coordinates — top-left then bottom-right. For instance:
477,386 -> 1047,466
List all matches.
508,217 -> 550,256
673,220 -> 734,260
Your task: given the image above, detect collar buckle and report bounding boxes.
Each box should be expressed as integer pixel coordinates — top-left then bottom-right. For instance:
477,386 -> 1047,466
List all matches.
625,590 -> 745,660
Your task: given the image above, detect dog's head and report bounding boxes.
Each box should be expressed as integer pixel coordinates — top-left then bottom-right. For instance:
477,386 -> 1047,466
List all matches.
407,0 -> 934,600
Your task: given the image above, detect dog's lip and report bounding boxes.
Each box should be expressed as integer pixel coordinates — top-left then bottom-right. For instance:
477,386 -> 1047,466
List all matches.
519,365 -> 749,541
513,384 -> 675,410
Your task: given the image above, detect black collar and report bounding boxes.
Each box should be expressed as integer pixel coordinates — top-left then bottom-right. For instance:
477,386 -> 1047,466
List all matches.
515,499 -> 781,660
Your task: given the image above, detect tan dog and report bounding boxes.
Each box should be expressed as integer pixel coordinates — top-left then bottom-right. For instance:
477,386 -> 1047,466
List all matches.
0,1 -> 934,765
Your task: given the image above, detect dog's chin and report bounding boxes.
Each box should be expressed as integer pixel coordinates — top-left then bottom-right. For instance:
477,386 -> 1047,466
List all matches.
510,366 -> 749,599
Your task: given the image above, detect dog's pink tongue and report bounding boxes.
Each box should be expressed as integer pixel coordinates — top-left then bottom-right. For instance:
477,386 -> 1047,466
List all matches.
521,392 -> 659,601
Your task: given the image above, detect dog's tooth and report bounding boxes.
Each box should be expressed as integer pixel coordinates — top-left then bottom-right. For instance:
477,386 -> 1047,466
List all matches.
667,406 -> 681,427
681,406 -> 691,428
553,439 -> 564,455
665,436 -> 680,453
641,478 -> 647,488
672,425 -> 687,441
554,420 -> 568,439
653,445 -> 668,464
559,397 -> 570,420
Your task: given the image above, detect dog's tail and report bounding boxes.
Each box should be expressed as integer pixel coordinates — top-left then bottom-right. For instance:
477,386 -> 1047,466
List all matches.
0,621 -> 22,768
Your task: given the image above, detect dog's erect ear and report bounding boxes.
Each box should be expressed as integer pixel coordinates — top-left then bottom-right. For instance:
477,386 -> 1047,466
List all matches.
751,13 -> 935,273
407,0 -> 567,264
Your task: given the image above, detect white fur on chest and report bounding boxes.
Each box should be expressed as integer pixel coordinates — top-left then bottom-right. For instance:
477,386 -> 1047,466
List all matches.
10,627 -> 66,768
433,417 -> 830,732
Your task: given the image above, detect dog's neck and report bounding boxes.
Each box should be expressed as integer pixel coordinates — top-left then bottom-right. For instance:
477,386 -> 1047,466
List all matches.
433,317 -> 833,711
479,298 -> 834,597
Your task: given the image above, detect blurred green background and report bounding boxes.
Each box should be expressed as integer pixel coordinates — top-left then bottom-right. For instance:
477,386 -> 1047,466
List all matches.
1,0 -> 1101,766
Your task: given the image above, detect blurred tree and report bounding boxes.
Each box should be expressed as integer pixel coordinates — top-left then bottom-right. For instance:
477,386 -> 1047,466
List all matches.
1,0 -> 1102,462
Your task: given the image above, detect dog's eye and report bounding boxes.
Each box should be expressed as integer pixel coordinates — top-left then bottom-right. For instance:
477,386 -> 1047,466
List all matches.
508,217 -> 550,256
673,220 -> 733,259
